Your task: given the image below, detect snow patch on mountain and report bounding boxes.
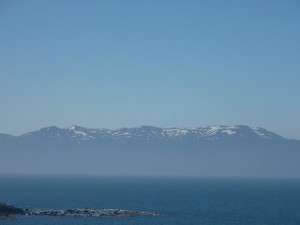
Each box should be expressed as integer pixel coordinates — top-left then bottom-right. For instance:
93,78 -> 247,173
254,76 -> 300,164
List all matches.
221,129 -> 236,135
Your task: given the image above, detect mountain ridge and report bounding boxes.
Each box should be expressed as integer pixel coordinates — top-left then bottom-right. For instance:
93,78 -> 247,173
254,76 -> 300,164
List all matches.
0,125 -> 290,144
1,125 -> 299,177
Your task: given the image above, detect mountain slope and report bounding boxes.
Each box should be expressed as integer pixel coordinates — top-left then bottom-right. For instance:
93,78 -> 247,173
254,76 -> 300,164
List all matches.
0,125 -> 299,177
0,125 -> 287,145
0,133 -> 14,142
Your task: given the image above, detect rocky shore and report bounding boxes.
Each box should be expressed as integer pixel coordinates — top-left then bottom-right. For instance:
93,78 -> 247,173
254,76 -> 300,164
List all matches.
25,208 -> 157,217
0,202 -> 157,219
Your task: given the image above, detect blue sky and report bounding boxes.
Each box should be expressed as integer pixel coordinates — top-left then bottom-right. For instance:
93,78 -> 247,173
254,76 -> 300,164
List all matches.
0,0 -> 300,139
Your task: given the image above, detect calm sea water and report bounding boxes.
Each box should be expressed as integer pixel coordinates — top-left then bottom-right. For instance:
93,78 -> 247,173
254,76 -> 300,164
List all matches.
0,175 -> 300,225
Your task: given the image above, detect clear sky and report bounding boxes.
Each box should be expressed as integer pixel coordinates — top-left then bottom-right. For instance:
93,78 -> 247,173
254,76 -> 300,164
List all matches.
0,0 -> 299,139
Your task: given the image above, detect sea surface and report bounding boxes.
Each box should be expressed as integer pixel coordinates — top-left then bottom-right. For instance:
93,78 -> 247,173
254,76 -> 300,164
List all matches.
0,175 -> 300,225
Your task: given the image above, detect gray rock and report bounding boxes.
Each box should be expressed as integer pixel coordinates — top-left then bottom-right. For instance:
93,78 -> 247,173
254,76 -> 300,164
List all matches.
24,208 -> 157,217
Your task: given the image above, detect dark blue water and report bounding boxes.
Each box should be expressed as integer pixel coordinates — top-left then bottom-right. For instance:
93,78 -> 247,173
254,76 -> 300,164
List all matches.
1,175 -> 300,225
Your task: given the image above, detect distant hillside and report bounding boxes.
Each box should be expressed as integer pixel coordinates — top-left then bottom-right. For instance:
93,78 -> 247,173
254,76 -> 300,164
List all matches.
0,125 -> 289,147
0,125 -> 299,177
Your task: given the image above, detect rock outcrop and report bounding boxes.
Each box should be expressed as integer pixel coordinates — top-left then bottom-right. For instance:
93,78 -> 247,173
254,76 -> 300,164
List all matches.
0,203 -> 25,220
0,202 -> 157,220
25,208 -> 157,217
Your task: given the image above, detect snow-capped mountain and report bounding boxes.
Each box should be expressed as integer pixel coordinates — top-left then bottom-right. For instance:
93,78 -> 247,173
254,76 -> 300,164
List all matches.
1,125 -> 286,145
1,125 -> 299,177
63,125 -> 285,141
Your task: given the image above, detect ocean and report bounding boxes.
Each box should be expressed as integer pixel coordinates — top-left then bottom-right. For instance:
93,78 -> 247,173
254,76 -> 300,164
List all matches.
0,175 -> 300,225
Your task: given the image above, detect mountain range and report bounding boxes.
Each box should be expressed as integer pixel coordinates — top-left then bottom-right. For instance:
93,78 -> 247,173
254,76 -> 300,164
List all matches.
1,125 -> 299,177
